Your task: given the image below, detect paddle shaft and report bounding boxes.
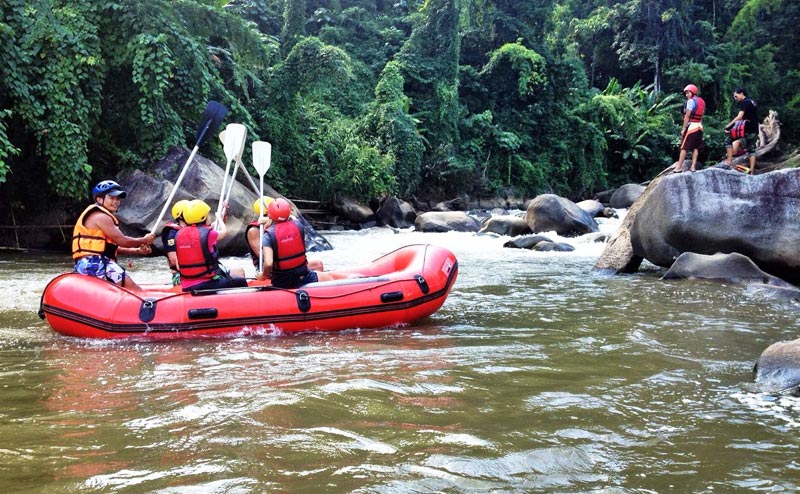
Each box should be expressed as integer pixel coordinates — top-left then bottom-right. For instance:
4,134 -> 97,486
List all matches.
150,144 -> 201,235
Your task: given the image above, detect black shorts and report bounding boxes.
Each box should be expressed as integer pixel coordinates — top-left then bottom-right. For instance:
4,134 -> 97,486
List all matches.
680,129 -> 704,151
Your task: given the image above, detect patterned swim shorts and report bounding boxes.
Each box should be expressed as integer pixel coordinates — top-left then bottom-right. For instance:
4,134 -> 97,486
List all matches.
74,255 -> 126,285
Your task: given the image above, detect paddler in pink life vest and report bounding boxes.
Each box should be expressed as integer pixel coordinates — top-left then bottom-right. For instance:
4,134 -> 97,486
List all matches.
72,180 -> 156,291
174,199 -> 248,292
160,199 -> 189,286
257,198 -> 333,288
675,84 -> 705,173
246,196 -> 323,277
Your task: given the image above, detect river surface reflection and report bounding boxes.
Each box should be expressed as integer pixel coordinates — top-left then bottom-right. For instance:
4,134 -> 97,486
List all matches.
1,218 -> 799,493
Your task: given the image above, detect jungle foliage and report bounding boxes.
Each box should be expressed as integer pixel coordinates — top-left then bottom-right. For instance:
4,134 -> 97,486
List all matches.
1,0 -> 798,214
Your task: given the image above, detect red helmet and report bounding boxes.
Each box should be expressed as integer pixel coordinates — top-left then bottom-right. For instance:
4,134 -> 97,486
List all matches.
683,84 -> 698,95
268,198 -> 292,222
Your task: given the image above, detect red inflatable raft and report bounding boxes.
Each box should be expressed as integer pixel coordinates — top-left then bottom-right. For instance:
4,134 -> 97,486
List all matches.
39,244 -> 458,339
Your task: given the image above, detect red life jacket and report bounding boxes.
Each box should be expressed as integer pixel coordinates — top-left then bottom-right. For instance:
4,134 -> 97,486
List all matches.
730,120 -> 747,139
245,221 -> 260,266
267,221 -> 308,272
175,226 -> 219,280
684,96 -> 705,122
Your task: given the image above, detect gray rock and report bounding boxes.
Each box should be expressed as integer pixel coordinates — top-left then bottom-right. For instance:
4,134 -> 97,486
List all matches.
630,168 -> 800,284
609,183 -> 645,208
478,215 -> 531,237
754,339 -> 800,395
576,199 -> 605,217
662,252 -> 794,286
375,196 -> 417,229
503,234 -> 554,249
524,194 -> 599,237
532,241 -> 575,252
333,197 -> 375,224
414,211 -> 481,232
117,146 -> 332,255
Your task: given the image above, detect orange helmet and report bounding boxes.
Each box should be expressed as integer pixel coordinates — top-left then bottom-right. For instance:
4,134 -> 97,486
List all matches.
268,198 -> 292,222
683,84 -> 698,95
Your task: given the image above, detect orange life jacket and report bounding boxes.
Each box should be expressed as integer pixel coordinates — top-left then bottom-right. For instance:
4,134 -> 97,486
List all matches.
71,204 -> 120,261
175,226 -> 219,280
267,221 -> 308,272
684,96 -> 705,123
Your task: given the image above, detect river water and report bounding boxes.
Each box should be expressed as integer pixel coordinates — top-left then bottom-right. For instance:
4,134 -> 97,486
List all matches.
1,216 -> 799,493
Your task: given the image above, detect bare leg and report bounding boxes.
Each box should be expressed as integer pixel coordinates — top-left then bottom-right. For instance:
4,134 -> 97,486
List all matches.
690,149 -> 698,171
749,155 -> 756,174
308,259 -> 324,272
122,275 -> 142,291
726,145 -> 735,168
676,149 -> 687,172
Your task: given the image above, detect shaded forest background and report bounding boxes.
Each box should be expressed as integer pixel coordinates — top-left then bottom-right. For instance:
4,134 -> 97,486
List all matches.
1,0 -> 798,222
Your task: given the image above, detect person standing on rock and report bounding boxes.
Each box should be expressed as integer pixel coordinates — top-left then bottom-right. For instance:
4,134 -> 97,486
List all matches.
675,84 -> 705,173
724,87 -> 759,174
72,180 -> 156,291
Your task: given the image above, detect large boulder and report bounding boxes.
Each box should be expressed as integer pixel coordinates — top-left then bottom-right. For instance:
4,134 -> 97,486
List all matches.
478,215 -> 531,237
375,196 -> 417,229
118,147 -> 332,255
609,183 -> 645,209
663,252 -> 795,286
754,339 -> 800,395
629,168 -> 800,284
414,211 -> 481,233
332,197 -> 375,225
524,194 -> 598,237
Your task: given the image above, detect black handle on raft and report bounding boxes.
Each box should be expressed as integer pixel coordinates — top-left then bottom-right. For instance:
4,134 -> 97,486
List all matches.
296,290 -> 311,313
381,291 -> 404,303
414,274 -> 429,294
139,298 -> 157,323
188,308 -> 218,320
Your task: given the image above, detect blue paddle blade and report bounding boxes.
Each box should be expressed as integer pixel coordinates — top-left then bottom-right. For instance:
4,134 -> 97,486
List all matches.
195,101 -> 228,147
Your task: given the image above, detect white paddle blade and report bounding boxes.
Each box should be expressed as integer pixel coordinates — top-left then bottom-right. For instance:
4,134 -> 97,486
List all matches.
223,124 -> 247,164
252,141 -> 272,176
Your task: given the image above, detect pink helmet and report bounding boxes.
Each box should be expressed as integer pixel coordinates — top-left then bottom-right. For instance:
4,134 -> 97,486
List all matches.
683,84 -> 698,95
268,198 -> 292,222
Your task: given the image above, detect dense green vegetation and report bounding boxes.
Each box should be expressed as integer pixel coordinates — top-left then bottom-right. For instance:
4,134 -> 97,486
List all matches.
1,0 -> 797,217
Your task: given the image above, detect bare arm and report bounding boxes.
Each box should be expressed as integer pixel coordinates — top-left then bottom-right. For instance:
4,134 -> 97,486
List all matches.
726,110 -> 746,129
90,212 -> 154,252
257,246 -> 274,281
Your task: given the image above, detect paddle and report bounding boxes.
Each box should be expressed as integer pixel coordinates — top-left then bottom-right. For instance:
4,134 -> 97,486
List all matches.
221,129 -> 249,211
150,101 -> 227,235
252,141 -> 272,273
213,123 -> 247,230
219,131 -> 260,196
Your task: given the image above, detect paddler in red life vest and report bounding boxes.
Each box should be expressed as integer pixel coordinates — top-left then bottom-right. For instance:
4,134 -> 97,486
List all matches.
160,199 -> 189,286
175,199 -> 247,292
72,180 -> 156,291
675,83 -> 705,173
257,198 -> 333,288
174,199 -> 248,292
246,196 -> 324,276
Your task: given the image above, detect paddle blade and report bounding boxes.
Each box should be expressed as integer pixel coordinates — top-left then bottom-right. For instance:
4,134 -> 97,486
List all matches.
223,123 -> 247,164
195,101 -> 227,147
252,141 -> 272,176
